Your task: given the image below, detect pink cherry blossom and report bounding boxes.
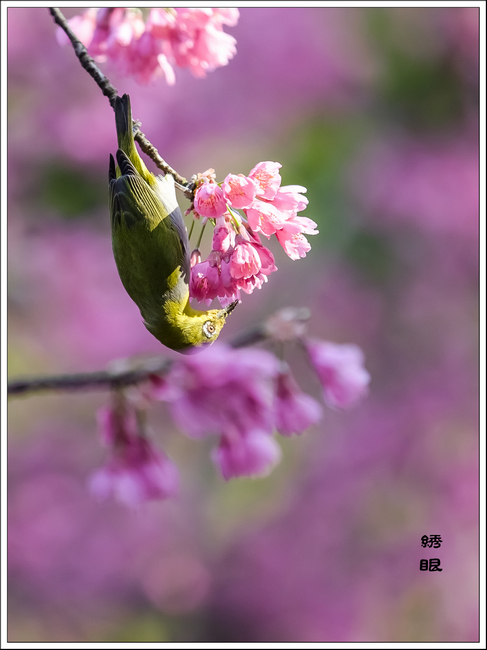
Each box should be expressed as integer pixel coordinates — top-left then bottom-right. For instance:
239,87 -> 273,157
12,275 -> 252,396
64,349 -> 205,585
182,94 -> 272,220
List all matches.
230,240 -> 262,279
275,230 -> 310,260
194,182 -> 228,218
91,401 -> 179,506
305,339 -> 370,409
222,173 -> 258,208
59,7 -> 239,85
189,221 -> 277,306
271,185 -> 309,214
212,221 -> 236,253
248,161 -> 282,201
274,367 -> 323,436
212,429 -> 282,480
244,199 -> 288,237
275,215 -> 319,260
190,256 -> 223,305
148,8 -> 238,78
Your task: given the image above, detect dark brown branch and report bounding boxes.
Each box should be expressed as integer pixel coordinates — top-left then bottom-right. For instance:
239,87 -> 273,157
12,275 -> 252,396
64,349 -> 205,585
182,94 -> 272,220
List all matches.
49,8 -> 118,108
49,7 -> 193,198
7,359 -> 171,397
7,308 -> 311,397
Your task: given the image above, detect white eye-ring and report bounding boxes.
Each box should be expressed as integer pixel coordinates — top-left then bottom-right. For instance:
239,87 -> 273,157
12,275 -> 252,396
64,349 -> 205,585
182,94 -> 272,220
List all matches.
203,321 -> 216,339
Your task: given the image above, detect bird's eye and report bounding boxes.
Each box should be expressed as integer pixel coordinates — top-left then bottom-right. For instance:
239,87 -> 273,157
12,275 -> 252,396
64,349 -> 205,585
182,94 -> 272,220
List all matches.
203,321 -> 216,339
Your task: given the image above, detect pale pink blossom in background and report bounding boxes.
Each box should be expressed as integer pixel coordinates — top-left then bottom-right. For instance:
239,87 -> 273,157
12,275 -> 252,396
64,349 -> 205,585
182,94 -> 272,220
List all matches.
152,343 -> 287,479
96,403 -> 138,447
56,7 -> 97,48
58,7 -> 239,85
155,8 -> 238,78
306,340 -> 370,409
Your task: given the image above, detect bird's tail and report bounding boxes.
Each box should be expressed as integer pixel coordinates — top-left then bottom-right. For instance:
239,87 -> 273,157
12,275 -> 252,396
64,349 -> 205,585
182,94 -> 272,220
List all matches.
114,94 -> 152,183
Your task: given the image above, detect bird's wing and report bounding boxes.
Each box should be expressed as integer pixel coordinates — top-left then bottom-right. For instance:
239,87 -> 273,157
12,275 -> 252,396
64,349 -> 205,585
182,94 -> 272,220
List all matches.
109,151 -> 190,314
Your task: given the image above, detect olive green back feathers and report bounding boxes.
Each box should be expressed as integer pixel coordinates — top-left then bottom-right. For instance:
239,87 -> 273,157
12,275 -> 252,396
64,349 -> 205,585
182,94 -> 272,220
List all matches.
109,94 -> 236,352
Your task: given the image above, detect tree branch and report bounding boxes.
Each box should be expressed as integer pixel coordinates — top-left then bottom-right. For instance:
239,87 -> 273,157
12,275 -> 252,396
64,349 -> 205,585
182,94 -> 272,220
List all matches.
49,7 -> 194,198
7,308 -> 311,397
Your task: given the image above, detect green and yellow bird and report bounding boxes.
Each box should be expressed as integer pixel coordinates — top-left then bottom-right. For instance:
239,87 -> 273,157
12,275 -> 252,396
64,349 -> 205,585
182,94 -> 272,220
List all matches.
109,94 -> 237,352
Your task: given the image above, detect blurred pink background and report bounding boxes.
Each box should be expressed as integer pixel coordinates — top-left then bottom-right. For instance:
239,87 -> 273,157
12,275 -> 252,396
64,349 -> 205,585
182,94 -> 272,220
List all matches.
7,7 -> 479,642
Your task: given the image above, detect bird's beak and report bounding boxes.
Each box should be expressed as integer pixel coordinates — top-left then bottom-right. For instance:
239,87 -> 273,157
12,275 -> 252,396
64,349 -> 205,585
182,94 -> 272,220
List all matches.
218,300 -> 239,319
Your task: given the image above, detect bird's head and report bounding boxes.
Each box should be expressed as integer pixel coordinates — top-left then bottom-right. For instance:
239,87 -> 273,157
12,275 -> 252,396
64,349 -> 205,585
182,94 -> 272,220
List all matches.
148,299 -> 239,352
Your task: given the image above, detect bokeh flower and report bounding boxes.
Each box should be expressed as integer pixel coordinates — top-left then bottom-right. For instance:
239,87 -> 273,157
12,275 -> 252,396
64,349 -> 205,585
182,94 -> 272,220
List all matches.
305,340 -> 370,409
152,344 -> 282,479
90,400 -> 179,506
274,366 -> 323,436
58,7 -> 239,85
212,428 -> 282,480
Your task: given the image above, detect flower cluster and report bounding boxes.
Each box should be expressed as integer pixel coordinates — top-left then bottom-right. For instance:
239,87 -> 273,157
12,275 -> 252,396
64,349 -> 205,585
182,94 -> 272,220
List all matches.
91,323 -> 369,505
57,7 -> 239,84
189,162 -> 318,306
150,344 -> 326,480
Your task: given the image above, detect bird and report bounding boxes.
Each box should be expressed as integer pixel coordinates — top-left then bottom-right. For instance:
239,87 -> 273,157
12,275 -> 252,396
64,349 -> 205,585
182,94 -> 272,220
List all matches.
108,93 -> 237,352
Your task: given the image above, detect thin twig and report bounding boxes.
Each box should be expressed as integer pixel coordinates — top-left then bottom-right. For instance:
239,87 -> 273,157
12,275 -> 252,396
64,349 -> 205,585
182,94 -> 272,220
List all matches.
7,308 -> 311,397
49,7 -> 194,199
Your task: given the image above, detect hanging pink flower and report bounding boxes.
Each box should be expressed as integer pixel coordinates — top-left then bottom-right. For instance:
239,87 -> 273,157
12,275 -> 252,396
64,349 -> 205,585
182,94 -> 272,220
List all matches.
230,240 -> 263,279
189,220 -> 277,306
189,254 -> 223,305
89,435 -> 179,507
212,221 -> 236,253
194,182 -> 228,218
274,367 -> 323,436
90,401 -> 179,506
275,215 -> 319,260
305,340 -> 370,409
